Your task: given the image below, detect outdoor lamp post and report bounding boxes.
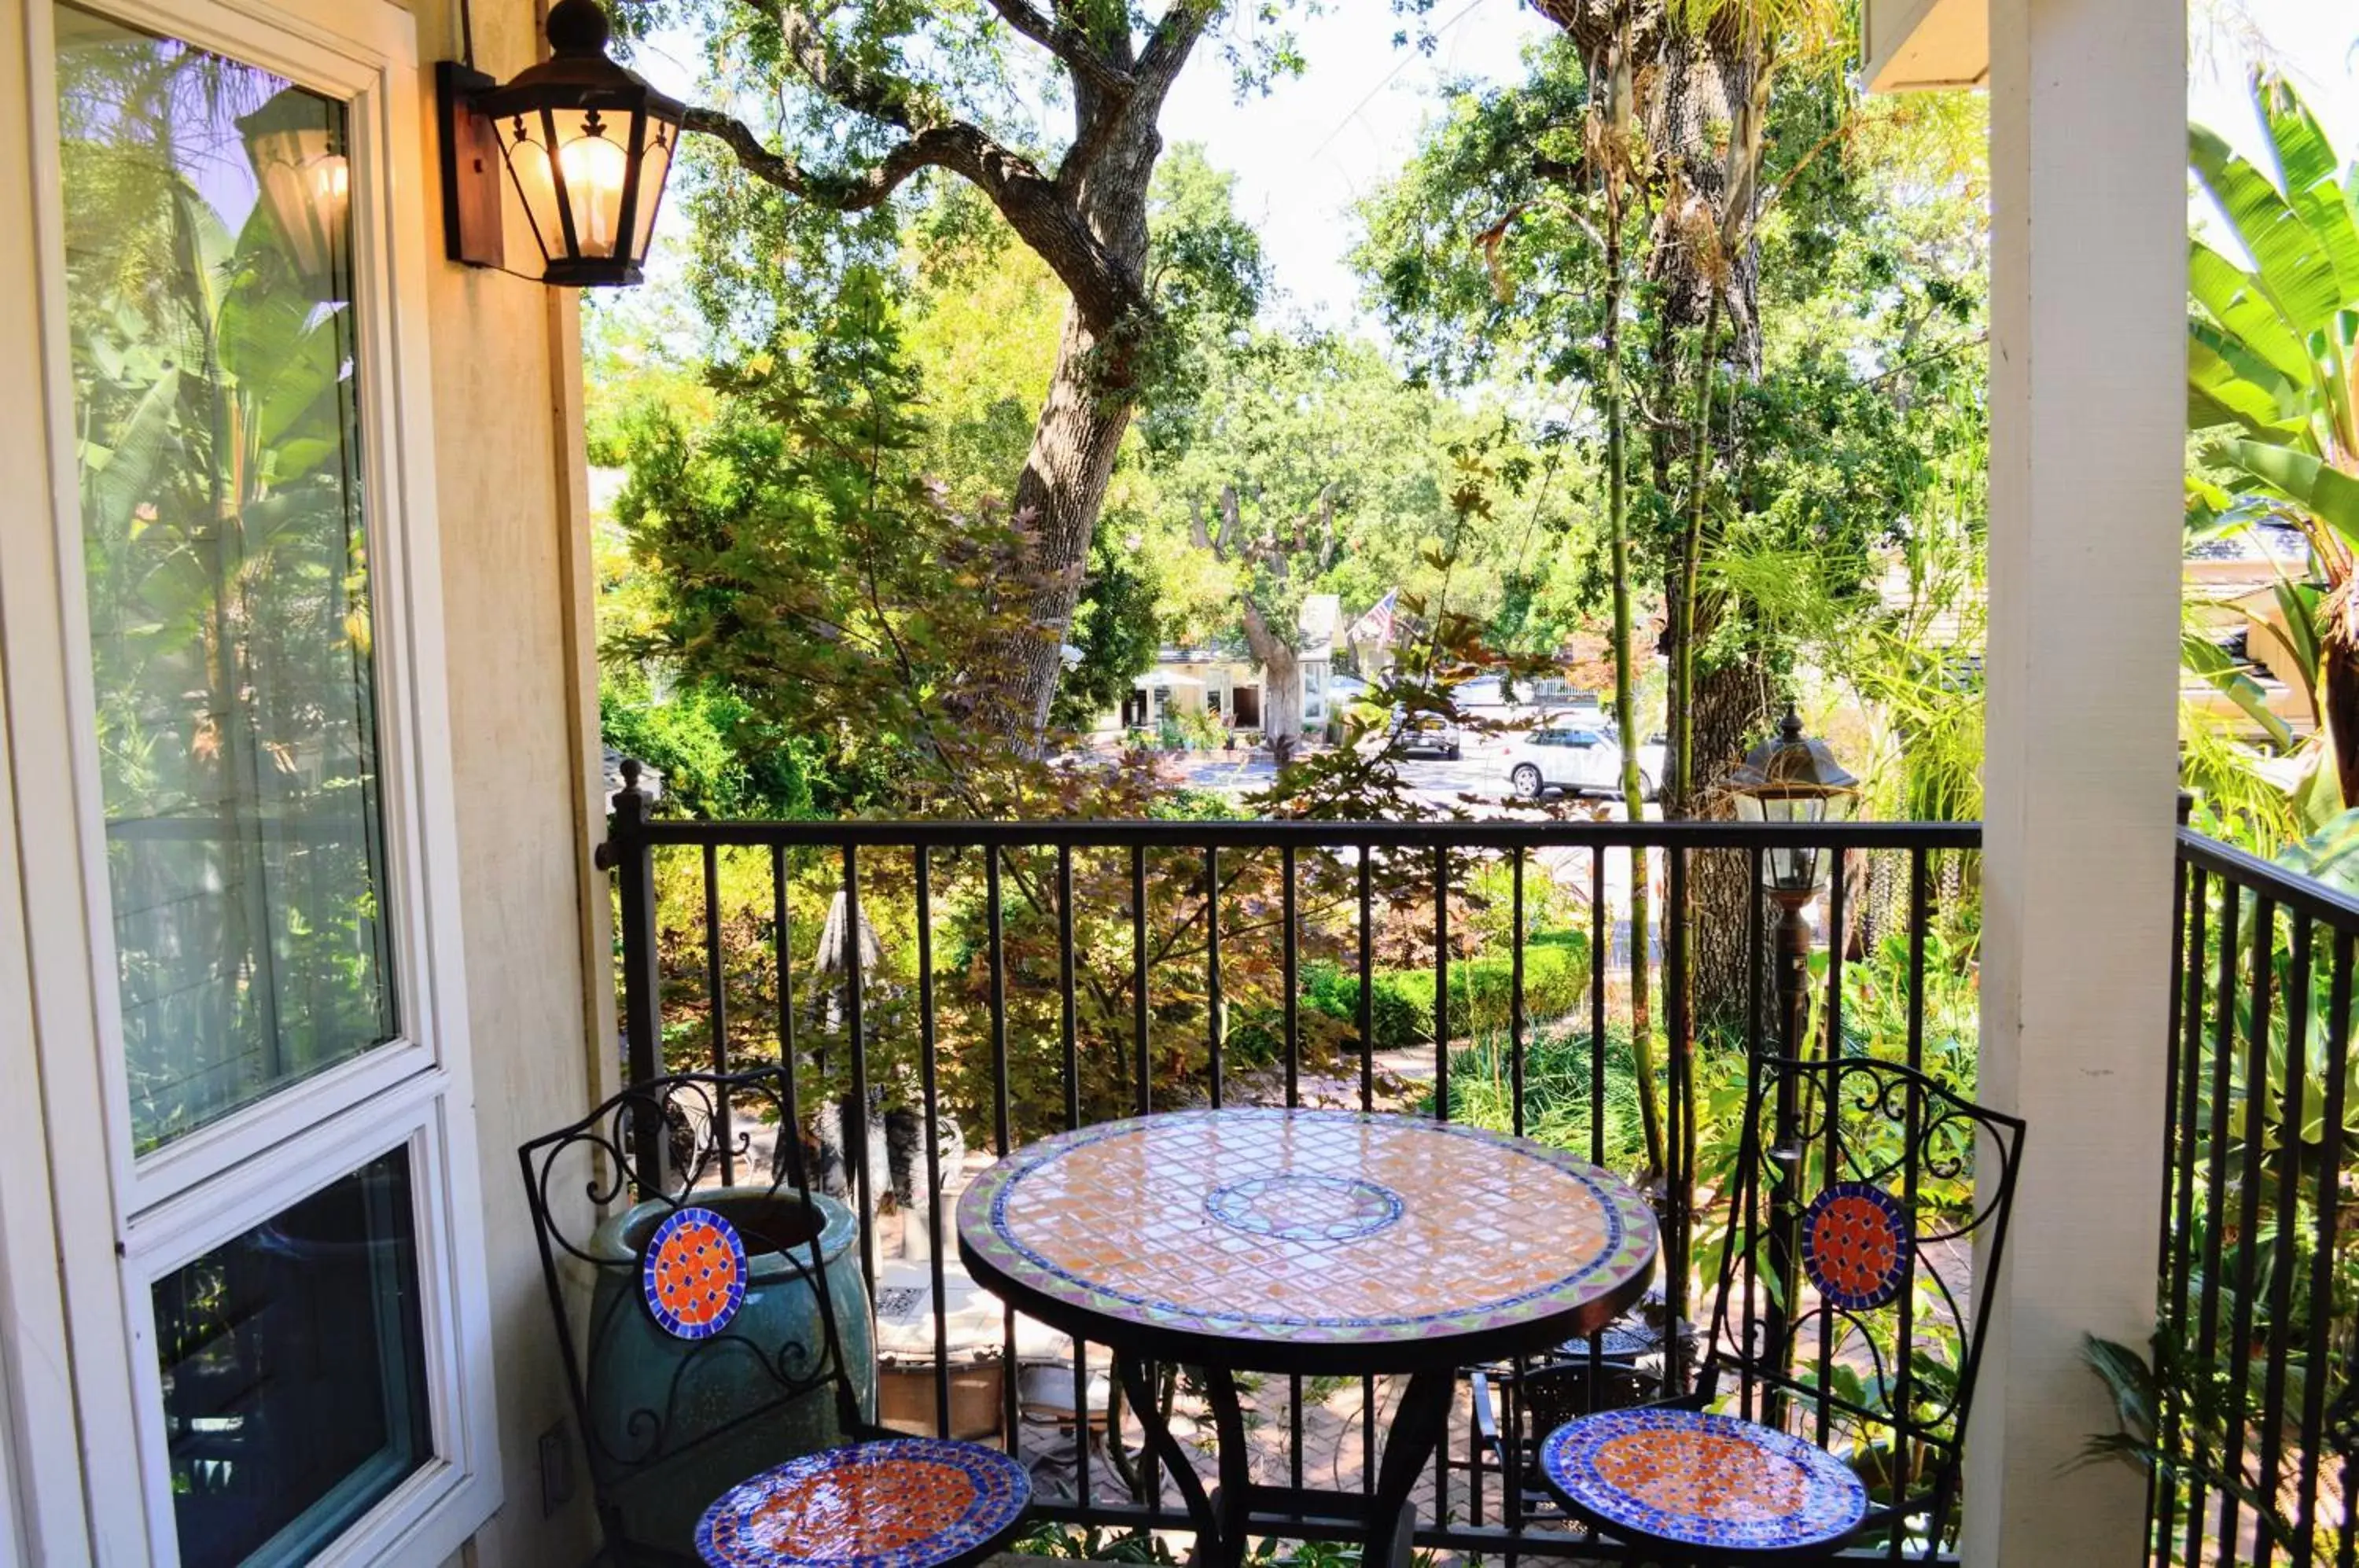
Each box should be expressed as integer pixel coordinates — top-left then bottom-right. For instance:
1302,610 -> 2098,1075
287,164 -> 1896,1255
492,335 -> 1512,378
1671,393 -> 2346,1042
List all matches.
439,0 -> 682,286
237,88 -> 351,302
1724,705 -> 1860,1063
1723,705 -> 1857,1409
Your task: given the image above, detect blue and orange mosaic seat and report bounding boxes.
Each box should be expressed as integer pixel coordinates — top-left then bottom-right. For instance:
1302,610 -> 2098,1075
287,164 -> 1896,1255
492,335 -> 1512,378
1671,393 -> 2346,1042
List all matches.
520,1067 -> 1032,1567
694,1439 -> 1030,1568
1536,1052 -> 2026,1563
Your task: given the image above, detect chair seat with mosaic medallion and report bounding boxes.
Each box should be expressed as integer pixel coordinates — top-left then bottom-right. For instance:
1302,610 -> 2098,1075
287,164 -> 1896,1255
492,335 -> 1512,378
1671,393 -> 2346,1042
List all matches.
520,1067 -> 1032,1567
1537,1054 -> 2024,1563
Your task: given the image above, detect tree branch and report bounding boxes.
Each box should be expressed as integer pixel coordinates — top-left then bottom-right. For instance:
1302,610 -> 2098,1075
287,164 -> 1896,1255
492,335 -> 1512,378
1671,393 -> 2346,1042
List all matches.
984,0 -> 1135,94
771,2 -> 918,131
686,107 -> 1146,328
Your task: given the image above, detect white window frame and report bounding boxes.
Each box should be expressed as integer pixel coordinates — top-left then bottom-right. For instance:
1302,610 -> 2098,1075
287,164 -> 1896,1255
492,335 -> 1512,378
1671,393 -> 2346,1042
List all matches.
7,0 -> 500,1560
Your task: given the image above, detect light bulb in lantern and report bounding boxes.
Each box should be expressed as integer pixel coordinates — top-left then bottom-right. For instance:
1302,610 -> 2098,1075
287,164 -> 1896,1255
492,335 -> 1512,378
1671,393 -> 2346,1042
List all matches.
557,115 -> 627,255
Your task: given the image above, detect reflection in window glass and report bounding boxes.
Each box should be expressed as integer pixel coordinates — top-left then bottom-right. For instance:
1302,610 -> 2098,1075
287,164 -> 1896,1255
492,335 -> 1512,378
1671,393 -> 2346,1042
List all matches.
153,1147 -> 431,1566
54,7 -> 396,1152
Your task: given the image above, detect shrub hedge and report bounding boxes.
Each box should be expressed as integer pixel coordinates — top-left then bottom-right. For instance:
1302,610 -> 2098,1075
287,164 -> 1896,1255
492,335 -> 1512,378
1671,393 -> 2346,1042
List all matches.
1302,930 -> 1591,1050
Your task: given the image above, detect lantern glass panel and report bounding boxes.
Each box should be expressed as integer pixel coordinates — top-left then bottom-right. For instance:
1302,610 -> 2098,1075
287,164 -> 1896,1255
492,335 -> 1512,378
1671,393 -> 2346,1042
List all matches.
1761,795 -> 1827,893
628,115 -> 676,263
549,106 -> 628,256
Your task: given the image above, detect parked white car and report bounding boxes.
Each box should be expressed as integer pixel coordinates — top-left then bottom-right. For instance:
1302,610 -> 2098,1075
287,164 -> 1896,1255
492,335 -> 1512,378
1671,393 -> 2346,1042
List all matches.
1504,724 -> 1656,801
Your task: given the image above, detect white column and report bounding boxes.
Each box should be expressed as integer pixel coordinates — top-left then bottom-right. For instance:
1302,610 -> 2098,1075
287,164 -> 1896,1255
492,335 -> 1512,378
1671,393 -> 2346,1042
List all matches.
1969,0 -> 2185,1562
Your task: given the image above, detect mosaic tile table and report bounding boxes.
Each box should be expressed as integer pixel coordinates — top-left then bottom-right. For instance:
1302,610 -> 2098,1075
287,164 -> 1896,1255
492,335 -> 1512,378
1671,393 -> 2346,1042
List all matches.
955,1108 -> 1658,1568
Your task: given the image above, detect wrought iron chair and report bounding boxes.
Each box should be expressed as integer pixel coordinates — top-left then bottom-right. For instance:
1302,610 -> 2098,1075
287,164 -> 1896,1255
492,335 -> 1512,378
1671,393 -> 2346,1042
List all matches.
521,1067 -> 1032,1567
1536,1052 -> 2024,1562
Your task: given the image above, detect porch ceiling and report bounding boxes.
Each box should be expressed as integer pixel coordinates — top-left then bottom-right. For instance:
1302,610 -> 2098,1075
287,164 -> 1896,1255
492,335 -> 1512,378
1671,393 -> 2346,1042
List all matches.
1864,0 -> 1989,92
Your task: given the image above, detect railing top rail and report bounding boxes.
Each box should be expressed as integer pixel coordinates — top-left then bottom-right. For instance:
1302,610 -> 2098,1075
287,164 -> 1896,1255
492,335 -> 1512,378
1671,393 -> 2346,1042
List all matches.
2177,825 -> 2359,933
611,815 -> 1985,852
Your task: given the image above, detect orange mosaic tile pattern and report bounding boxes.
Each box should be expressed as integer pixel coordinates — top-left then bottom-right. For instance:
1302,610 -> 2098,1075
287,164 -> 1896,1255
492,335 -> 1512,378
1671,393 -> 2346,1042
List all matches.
696,1440 -> 1031,1568
1588,1429 -> 1809,1523
957,1110 -> 1658,1349
1540,1408 -> 1868,1553
1801,1182 -> 1912,1312
642,1206 -> 747,1340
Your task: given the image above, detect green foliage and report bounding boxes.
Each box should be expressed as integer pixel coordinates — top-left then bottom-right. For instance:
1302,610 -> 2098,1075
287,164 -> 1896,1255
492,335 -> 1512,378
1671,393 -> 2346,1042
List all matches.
1051,528 -> 1161,732
2184,73 -> 2359,832
1301,931 -> 1592,1050
1441,1023 -> 1652,1170
605,268 -> 1063,807
599,672 -> 820,819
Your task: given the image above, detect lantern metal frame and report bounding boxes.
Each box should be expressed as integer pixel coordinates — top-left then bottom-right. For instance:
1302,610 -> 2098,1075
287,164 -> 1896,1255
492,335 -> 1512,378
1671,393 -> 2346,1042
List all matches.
1724,705 -> 1861,896
436,0 -> 682,288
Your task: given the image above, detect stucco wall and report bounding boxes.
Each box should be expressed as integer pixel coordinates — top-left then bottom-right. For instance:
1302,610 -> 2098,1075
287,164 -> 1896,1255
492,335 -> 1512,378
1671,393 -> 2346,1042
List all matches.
407,0 -> 616,1562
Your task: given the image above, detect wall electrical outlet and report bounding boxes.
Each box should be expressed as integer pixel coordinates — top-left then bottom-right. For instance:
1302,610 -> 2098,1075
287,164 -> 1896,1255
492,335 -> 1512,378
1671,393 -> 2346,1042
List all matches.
539,1420 -> 576,1517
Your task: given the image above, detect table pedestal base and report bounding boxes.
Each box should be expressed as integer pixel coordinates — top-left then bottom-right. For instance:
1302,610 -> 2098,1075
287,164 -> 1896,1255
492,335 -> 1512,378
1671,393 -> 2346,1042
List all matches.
1112,1359 -> 1457,1568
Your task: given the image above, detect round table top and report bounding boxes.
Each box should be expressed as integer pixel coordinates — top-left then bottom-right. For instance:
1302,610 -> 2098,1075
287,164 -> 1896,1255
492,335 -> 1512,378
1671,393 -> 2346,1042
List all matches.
955,1108 -> 1659,1375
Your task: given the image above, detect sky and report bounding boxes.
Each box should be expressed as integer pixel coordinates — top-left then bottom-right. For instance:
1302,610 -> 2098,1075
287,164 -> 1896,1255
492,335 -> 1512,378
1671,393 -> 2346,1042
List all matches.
2191,0 -> 2359,190
1152,0 -> 1551,327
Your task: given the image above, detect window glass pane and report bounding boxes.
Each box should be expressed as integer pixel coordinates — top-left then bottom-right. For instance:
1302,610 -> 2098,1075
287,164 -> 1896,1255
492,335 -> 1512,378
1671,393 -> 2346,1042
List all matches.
154,1147 -> 430,1567
53,8 -> 397,1153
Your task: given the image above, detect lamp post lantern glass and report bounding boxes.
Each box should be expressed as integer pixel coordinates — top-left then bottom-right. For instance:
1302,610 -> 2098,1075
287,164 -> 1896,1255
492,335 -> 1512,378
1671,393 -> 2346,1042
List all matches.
474,0 -> 680,287
1726,706 -> 1860,896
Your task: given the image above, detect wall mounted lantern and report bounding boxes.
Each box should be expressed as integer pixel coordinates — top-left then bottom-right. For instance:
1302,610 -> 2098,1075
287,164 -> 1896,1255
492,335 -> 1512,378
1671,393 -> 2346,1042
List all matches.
438,0 -> 682,287
237,87 -> 351,301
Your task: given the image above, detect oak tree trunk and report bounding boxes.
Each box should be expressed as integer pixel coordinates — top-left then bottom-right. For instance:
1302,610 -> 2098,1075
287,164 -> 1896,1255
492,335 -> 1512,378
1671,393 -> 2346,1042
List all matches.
1239,600 -> 1304,764
999,307 -> 1139,740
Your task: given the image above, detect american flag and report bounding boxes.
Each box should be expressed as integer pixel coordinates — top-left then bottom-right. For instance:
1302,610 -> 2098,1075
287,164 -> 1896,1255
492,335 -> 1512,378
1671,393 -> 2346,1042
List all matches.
1347,589 -> 1399,647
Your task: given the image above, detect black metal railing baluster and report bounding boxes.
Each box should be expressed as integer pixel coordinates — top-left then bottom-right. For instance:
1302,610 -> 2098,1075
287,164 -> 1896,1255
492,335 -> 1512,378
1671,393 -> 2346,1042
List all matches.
1285,842 -> 1304,1498
844,846 -> 874,1294
2157,859 -> 2206,1564
1741,844 -> 1765,1423
1207,845 -> 1224,1109
1890,848 -> 1927,1564
1129,841 -> 1160,1518
985,847 -> 1019,1457
1134,844 -> 1151,1118
1591,843 -> 1607,1169
1061,846 -> 1080,1130
2296,933 -> 2352,1562
1813,846 -> 1847,1452
1435,844 -> 1451,1119
1360,847 -> 1376,1112
1511,848 -> 1526,1139
606,767 -> 663,1183
2221,894 -> 2279,1561
705,841 -> 734,1183
1360,845 -> 1377,1498
1058,845 -> 1093,1508
1589,843 -> 1607,1404
1667,843 -> 1690,1396
915,848 -> 952,1441
2256,910 -> 2313,1568
2190,874 -> 2243,1566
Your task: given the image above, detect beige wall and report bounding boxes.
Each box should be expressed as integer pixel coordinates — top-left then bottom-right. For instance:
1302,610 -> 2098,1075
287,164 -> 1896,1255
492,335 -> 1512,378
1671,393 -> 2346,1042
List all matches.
405,1 -> 618,1564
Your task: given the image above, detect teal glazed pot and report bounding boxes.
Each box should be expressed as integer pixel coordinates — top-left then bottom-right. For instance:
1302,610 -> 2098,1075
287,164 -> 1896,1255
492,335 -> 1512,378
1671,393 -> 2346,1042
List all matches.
583,1186 -> 875,1554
